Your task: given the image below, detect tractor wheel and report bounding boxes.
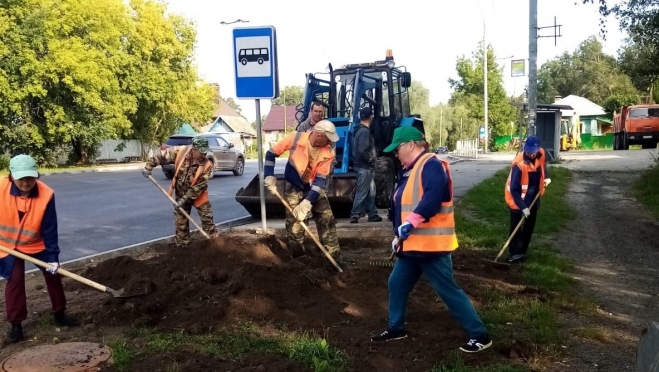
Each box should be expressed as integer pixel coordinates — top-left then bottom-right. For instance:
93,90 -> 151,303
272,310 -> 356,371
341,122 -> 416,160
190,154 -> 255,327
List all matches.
374,156 -> 395,209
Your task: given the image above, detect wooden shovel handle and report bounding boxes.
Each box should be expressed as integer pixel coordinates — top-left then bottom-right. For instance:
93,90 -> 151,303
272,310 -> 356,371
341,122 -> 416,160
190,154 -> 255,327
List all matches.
147,175 -> 211,239
493,186 -> 545,262
0,245 -> 109,293
271,189 -> 343,273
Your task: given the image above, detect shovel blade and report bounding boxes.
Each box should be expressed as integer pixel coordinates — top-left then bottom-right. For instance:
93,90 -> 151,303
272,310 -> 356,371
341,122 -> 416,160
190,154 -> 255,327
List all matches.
106,287 -> 145,299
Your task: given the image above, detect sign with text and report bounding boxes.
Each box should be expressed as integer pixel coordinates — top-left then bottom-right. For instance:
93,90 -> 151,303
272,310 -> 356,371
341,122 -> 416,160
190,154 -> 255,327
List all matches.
511,59 -> 525,77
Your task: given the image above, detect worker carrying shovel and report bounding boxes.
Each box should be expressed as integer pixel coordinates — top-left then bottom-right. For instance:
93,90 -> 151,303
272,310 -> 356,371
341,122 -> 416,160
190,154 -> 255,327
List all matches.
504,136 -> 551,263
0,155 -> 79,343
141,137 -> 218,248
263,120 -> 343,262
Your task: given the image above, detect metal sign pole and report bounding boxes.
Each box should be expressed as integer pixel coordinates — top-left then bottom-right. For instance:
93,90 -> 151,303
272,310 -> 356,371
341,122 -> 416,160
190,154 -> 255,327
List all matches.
254,99 -> 267,232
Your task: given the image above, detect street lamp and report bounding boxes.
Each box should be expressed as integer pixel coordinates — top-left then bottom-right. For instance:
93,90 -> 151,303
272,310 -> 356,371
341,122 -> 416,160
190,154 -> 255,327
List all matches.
219,19 -> 249,25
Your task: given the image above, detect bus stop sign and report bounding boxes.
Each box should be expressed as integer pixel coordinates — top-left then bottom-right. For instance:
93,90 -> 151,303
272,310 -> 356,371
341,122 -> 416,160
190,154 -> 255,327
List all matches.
232,26 -> 280,99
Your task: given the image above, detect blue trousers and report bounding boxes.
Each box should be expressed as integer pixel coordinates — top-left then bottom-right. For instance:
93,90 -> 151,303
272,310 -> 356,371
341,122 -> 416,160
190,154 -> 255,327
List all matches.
350,168 -> 378,219
387,254 -> 487,338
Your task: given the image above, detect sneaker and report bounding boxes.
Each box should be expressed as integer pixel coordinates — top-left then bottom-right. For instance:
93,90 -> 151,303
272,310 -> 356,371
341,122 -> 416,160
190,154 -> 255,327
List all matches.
54,314 -> 80,327
459,334 -> 492,353
349,217 -> 359,224
371,329 -> 408,342
508,255 -> 527,264
7,324 -> 23,343
367,215 -> 383,222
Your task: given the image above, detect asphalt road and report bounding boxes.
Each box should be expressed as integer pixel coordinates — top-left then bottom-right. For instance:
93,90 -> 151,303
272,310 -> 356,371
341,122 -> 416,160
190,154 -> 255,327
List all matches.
41,160 -> 284,263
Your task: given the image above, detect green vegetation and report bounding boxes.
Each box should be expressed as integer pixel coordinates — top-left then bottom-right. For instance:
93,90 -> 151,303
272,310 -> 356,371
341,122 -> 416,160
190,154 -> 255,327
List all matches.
107,322 -> 348,372
634,152 -> 659,217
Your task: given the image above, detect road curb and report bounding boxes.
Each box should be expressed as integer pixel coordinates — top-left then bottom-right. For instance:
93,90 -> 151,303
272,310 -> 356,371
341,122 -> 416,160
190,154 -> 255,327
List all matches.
39,163 -> 146,176
18,215 -> 255,277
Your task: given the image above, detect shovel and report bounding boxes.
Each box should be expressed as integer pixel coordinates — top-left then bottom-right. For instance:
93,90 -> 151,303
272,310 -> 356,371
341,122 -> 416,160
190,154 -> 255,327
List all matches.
270,189 -> 343,273
147,175 -> 211,239
0,245 -> 142,299
483,186 -> 545,267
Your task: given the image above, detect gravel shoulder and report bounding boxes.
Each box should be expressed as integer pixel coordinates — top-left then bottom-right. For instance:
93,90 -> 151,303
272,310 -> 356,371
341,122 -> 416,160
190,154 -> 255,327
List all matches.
547,169 -> 659,372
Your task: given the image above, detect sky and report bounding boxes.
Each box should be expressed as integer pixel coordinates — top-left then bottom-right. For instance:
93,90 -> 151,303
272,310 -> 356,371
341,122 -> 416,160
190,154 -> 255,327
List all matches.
163,0 -> 627,124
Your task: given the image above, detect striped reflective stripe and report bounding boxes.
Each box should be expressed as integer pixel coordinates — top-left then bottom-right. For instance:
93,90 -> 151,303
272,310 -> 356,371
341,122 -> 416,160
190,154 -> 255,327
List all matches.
264,160 -> 275,167
0,224 -> 40,246
287,132 -> 303,170
407,154 -> 455,236
311,185 -> 322,193
401,205 -> 454,213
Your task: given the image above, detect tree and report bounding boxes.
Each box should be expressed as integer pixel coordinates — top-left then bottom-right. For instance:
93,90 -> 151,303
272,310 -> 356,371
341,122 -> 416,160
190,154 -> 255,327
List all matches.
447,43 -> 517,145
602,93 -> 641,115
537,36 -> 639,105
271,86 -> 304,106
224,97 -> 242,114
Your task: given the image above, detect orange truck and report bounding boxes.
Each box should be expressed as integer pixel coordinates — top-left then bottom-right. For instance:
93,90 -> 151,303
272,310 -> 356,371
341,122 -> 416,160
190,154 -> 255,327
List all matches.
613,104 -> 659,150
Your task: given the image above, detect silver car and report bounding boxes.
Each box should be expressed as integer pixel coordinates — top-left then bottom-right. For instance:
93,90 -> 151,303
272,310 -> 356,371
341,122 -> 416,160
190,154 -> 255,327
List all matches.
160,133 -> 245,179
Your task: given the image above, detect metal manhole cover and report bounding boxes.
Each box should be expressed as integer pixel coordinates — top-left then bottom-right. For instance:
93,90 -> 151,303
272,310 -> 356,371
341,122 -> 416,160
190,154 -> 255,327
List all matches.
1,342 -> 112,372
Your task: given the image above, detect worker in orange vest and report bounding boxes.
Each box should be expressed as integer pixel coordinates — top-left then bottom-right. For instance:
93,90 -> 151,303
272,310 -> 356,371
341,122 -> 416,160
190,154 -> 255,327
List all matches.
370,127 -> 492,353
142,136 -> 218,247
504,136 -> 551,263
0,155 -> 79,343
264,120 -> 342,261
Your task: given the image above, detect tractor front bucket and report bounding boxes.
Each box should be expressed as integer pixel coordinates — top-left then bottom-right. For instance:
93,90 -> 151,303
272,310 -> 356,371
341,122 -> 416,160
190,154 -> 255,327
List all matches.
235,173 -> 357,219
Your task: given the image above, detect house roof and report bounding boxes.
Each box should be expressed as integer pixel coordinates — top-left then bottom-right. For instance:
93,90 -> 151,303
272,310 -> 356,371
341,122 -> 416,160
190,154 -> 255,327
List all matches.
219,115 -> 256,136
510,102 -> 574,111
213,97 -> 243,118
554,95 -> 606,116
263,105 -> 299,131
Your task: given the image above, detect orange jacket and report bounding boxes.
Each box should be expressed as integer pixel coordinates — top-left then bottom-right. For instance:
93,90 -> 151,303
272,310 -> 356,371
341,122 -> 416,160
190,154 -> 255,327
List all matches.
505,158 -> 545,210
168,146 -> 213,208
265,131 -> 334,203
399,153 -> 459,253
0,178 -> 54,258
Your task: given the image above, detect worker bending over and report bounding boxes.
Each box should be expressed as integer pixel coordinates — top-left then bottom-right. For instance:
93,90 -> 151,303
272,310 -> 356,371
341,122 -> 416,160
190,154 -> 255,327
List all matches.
371,127 -> 492,353
0,155 -> 79,343
142,137 -> 218,248
264,120 -> 342,261
504,136 -> 550,263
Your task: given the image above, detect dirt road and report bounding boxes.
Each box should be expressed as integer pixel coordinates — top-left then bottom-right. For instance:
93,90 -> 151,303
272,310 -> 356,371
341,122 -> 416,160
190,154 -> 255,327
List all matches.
549,151 -> 659,371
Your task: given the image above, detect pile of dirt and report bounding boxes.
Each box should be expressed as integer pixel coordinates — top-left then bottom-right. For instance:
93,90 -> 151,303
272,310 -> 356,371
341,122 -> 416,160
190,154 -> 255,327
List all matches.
71,233 -> 523,371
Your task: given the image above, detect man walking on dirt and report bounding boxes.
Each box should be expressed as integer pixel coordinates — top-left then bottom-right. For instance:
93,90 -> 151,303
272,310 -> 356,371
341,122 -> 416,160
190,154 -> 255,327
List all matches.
141,137 -> 218,248
349,107 -> 382,223
504,136 -> 550,263
1,154 -> 79,343
264,120 -> 343,261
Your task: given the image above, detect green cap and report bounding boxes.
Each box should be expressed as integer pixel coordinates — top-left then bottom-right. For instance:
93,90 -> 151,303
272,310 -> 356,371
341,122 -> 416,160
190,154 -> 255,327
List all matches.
9,154 -> 39,180
383,126 -> 425,153
192,136 -> 211,153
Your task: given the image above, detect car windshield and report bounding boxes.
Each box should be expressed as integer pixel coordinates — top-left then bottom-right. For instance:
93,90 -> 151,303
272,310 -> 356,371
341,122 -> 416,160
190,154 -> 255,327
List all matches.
165,137 -> 193,146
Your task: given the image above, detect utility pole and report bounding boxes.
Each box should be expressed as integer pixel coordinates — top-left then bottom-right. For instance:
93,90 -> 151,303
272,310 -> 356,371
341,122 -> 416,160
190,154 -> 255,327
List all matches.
283,89 -> 287,134
440,109 -> 443,146
528,0 -> 538,136
460,117 -> 463,140
483,23 -> 489,153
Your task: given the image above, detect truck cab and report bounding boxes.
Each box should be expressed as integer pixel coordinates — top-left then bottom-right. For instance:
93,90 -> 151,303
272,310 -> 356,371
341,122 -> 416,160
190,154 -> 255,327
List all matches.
614,104 -> 659,150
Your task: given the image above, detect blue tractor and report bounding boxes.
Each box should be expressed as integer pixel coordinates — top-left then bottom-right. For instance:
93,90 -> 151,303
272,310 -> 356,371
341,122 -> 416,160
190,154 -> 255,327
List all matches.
235,50 -> 425,218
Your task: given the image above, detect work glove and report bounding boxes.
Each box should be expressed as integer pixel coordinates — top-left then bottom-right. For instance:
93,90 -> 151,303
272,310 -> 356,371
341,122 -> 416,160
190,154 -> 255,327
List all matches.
292,199 -> 312,222
141,168 -> 151,178
522,208 -> 531,219
46,262 -> 59,274
264,176 -> 278,194
391,237 -> 399,253
397,222 -> 413,241
544,178 -> 551,187
175,199 -> 186,210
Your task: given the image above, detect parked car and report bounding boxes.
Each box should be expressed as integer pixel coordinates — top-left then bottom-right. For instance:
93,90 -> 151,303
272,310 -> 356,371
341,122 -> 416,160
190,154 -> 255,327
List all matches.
435,146 -> 448,154
160,133 -> 245,179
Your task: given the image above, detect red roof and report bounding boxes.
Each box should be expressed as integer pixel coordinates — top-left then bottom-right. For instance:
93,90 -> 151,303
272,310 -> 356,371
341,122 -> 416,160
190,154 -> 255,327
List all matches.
263,105 -> 299,131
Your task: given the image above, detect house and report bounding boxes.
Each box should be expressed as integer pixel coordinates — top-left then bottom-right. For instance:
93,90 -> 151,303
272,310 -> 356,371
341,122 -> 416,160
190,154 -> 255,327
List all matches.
198,84 -> 258,153
554,95 -> 612,135
262,105 -> 299,145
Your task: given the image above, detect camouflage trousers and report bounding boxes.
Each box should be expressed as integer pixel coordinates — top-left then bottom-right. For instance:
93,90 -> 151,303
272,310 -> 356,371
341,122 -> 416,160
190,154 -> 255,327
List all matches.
284,184 -> 340,257
174,199 -> 218,248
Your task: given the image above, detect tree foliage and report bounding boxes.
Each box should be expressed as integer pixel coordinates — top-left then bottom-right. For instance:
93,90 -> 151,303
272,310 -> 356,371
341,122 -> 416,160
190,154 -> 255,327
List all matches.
271,86 -> 304,106
537,37 -> 639,106
0,0 -> 217,165
447,43 -> 517,146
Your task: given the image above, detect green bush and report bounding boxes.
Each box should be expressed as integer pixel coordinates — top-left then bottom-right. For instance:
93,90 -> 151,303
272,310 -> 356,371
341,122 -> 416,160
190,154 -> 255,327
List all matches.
0,155 -> 9,171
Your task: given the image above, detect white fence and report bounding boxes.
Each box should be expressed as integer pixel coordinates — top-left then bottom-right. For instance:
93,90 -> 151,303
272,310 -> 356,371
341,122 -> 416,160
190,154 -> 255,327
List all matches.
454,139 -> 479,158
55,139 -> 159,165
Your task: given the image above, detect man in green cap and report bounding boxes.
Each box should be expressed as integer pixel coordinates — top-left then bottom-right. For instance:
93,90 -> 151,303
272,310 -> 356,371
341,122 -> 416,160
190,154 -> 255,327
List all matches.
142,136 -> 218,247
1,154 -> 79,343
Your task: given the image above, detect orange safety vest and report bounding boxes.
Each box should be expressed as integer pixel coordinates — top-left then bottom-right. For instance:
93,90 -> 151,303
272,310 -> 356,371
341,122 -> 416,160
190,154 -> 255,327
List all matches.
271,131 -> 333,185
511,147 -> 546,169
0,178 -> 53,258
504,158 -> 545,210
168,146 -> 213,208
399,153 -> 459,253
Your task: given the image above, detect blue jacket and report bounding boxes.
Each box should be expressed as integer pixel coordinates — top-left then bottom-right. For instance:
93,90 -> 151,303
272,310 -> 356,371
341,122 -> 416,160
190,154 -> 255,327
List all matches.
0,182 -> 60,279
388,151 -> 451,257
509,152 -> 549,210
